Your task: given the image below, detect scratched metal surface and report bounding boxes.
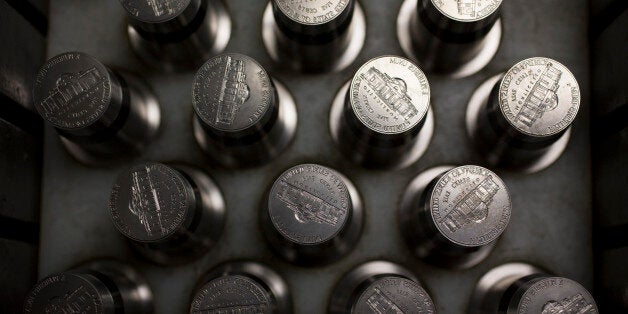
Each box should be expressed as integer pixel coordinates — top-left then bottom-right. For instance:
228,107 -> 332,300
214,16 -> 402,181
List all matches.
39,1 -> 592,313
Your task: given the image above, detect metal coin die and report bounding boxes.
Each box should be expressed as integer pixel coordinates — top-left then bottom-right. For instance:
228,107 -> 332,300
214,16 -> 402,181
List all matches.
109,162 -> 225,265
121,0 -> 231,71
193,53 -> 298,168
261,164 -> 363,266
190,261 -> 292,314
23,259 -> 153,314
33,51 -> 161,165
397,0 -> 503,78
466,57 -> 581,173
470,263 -> 598,313
330,55 -> 434,169
399,165 -> 511,269
329,261 -> 435,313
262,0 -> 366,73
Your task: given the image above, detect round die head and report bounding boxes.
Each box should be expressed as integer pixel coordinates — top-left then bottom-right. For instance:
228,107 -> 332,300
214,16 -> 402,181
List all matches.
429,165 -> 511,247
273,0 -> 352,26
109,163 -> 192,242
193,53 -> 274,133
349,56 -> 430,135
24,273 -> 105,313
498,57 -> 580,137
33,52 -> 113,130
190,275 -> 272,313
354,276 -> 435,313
120,0 -> 192,23
515,277 -> 597,314
430,0 -> 502,22
268,164 -> 352,245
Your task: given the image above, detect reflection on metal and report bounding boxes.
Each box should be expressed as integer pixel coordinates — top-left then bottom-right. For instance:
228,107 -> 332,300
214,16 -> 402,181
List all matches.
457,0 -> 477,17
277,180 -> 345,226
129,166 -> 166,236
365,287 -> 404,314
515,63 -> 562,128
441,176 -> 499,232
542,294 -> 595,314
44,286 -> 93,313
195,302 -> 269,314
39,67 -> 102,115
147,0 -> 176,17
361,67 -> 418,120
216,56 -> 250,126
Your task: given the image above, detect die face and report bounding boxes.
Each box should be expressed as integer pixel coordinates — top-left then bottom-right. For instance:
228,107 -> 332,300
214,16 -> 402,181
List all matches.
513,277 -> 598,314
120,0 -> 193,23
24,273 -> 105,314
353,276 -> 435,314
190,275 -> 273,314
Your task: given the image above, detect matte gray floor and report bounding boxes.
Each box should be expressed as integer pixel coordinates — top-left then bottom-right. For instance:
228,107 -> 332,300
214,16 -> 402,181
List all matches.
40,1 -> 593,313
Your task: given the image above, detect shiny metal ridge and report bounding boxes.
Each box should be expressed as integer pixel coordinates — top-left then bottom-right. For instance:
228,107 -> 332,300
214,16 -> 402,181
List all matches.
122,0 -> 231,71
330,55 -> 434,169
109,162 -> 225,265
399,165 -> 511,269
33,51 -> 161,165
466,57 -> 581,173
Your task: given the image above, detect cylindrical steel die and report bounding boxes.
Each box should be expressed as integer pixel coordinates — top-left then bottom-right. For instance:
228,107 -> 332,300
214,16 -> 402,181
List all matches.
190,261 -> 292,313
399,165 -> 511,269
109,162 -> 225,265
192,53 -> 297,168
33,51 -> 161,165
261,164 -> 363,266
397,0 -> 503,78
466,57 -> 581,173
469,263 -> 598,313
262,0 -> 366,73
24,259 -> 153,314
328,260 -> 435,313
121,0 -> 231,71
329,55 -> 434,169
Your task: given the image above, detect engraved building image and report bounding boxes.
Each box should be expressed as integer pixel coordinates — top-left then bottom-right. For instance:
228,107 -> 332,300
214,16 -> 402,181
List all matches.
360,67 -> 419,120
365,287 -> 404,314
215,56 -> 250,126
277,181 -> 345,226
44,286 -> 95,313
147,0 -> 177,17
441,176 -> 500,232
542,294 -> 596,314
39,67 -> 102,116
515,63 -> 562,128
457,0 -> 477,17
128,166 -> 166,236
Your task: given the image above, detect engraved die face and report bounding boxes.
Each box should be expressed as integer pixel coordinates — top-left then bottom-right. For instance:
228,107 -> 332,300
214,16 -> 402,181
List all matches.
33,52 -> 112,130
354,277 -> 435,314
268,164 -> 351,244
516,277 -> 598,314
121,0 -> 191,23
274,0 -> 351,25
190,275 -> 272,314
109,163 -> 191,242
193,53 -> 273,132
350,56 -> 430,135
24,274 -> 103,314
429,165 -> 511,247
430,0 -> 502,22
499,57 -> 580,137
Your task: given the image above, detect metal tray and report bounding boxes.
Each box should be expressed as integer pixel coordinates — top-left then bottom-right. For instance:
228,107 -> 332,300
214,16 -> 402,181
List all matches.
39,0 -> 593,313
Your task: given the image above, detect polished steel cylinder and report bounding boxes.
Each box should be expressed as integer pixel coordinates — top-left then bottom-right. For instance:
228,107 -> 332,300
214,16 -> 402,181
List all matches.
330,55 -> 434,169
399,165 -> 511,269
328,260 -> 435,313
193,53 -> 297,168
33,51 -> 161,165
262,0 -> 366,73
190,261 -> 292,313
109,162 -> 225,265
470,263 -> 598,313
261,164 -> 363,266
121,0 -> 231,71
466,57 -> 581,173
397,0 -> 503,77
23,259 -> 153,314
